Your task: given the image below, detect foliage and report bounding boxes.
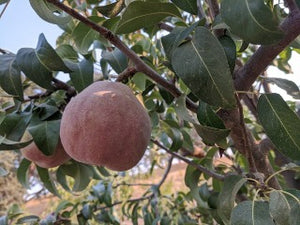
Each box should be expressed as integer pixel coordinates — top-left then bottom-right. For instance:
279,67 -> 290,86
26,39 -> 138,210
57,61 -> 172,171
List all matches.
0,0 -> 300,224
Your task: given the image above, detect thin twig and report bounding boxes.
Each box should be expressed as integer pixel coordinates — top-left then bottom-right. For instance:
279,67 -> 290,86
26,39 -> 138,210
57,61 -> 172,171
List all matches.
97,156 -> 174,211
151,139 -> 225,181
116,67 -> 137,82
205,0 -> 219,19
0,0 -> 10,19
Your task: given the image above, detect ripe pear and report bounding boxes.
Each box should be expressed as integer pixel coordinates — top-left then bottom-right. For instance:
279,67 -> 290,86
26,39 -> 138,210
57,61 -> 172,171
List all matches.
21,140 -> 71,168
60,81 -> 151,171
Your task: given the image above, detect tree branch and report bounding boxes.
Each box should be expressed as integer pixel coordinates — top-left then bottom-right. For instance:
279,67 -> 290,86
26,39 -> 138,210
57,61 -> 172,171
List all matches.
234,11 -> 300,92
205,0 -> 220,19
45,0 -> 198,113
285,0 -> 300,13
151,139 -> 225,181
116,67 -> 137,82
0,0 -> 10,19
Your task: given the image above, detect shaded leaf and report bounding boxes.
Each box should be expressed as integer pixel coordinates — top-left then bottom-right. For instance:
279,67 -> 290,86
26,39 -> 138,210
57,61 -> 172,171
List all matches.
37,166 -> 60,197
96,0 -> 125,17
217,175 -> 246,224
16,216 -> 40,224
220,0 -> 283,45
116,1 -> 181,34
17,158 -> 31,189
66,59 -> 94,92
218,35 -> 236,73
56,44 -> 78,61
58,162 -> 93,192
172,27 -> 236,109
171,0 -> 197,15
269,190 -> 290,225
263,77 -> 300,99
29,0 -> 71,25
230,201 -> 275,225
258,94 -> 300,160
0,136 -> 32,150
72,16 -> 105,54
0,111 -> 32,141
284,189 -> 300,225
102,48 -> 128,74
197,102 -> 225,129
0,54 -> 24,100
28,116 -> 61,156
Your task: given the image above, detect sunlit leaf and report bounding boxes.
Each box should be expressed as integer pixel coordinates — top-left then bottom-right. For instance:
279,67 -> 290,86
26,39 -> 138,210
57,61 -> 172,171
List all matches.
258,94 -> 300,160
116,1 -> 181,34
220,0 -> 283,45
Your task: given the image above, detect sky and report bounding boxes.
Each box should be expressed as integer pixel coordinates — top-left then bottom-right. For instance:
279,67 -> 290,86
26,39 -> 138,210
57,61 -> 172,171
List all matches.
0,1 -> 299,101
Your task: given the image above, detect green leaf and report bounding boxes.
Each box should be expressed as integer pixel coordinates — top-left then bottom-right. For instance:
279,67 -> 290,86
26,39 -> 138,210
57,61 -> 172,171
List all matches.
197,102 -> 225,129
0,111 -> 32,141
37,166 -> 60,197
217,175 -> 246,224
96,0 -> 125,18
0,54 -> 24,100
116,1 -> 181,34
28,117 -> 61,156
171,0 -> 197,15
56,44 -> 78,61
36,33 -> 71,72
218,35 -> 236,74
57,162 -> 93,192
36,100 -> 59,121
72,16 -> 105,54
269,190 -> 291,225
258,94 -> 300,160
263,77 -> 300,99
0,167 -> 8,177
184,163 -> 208,208
17,158 -> 31,189
16,215 -> 40,224
173,95 -> 230,145
0,0 -> 9,5
16,47 -> 53,89
172,27 -> 236,109
0,136 -> 32,150
220,0 -> 283,45
283,189 -> 300,225
67,59 -> 94,92
29,0 -> 71,25
102,48 -> 128,74
230,201 -> 275,225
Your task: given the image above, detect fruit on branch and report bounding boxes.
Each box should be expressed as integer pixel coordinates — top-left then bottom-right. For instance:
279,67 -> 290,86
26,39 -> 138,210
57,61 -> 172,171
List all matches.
60,81 -> 152,171
21,140 -> 71,168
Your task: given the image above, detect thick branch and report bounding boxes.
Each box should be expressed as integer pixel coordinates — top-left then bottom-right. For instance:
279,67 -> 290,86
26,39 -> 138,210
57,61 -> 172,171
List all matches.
116,67 -> 137,82
205,0 -> 220,19
234,11 -> 300,92
285,0 -> 300,13
152,139 -> 225,181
